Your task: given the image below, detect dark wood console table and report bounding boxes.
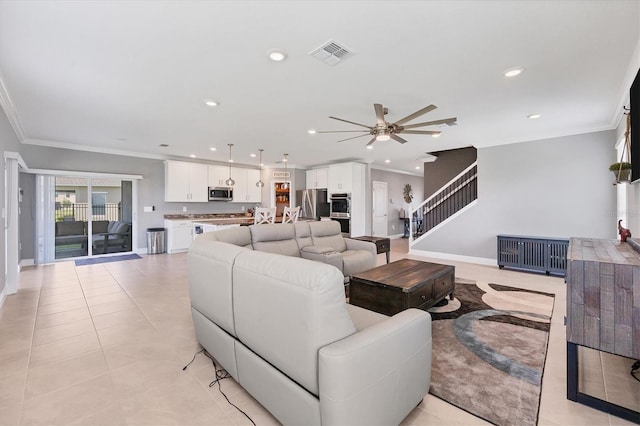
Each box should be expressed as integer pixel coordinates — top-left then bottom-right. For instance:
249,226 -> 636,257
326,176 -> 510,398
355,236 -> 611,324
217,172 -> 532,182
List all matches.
566,238 -> 640,423
350,236 -> 390,263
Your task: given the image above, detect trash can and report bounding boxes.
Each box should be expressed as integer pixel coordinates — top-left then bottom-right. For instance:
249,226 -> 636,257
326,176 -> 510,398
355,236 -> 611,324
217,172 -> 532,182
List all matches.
146,227 -> 166,254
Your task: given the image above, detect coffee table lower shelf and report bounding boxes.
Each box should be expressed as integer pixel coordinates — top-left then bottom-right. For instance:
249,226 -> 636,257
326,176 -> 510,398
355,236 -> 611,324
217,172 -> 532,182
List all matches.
348,259 -> 455,316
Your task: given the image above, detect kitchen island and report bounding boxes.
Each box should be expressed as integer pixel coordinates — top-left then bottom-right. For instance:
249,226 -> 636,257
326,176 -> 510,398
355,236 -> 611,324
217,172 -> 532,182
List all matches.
164,213 -> 254,253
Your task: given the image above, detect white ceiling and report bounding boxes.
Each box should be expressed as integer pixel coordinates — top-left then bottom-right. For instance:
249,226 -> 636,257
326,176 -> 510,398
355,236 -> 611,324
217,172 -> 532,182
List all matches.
1,1 -> 638,176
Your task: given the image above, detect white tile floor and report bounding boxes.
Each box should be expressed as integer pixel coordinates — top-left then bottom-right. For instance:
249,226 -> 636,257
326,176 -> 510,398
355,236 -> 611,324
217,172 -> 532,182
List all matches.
0,239 -> 637,425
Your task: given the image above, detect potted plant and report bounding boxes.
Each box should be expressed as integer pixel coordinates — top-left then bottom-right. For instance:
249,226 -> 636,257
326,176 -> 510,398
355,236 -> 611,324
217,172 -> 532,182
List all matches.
609,162 -> 632,182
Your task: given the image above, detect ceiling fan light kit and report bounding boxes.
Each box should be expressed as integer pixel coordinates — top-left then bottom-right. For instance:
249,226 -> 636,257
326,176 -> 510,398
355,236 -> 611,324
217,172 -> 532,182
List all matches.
319,103 -> 456,146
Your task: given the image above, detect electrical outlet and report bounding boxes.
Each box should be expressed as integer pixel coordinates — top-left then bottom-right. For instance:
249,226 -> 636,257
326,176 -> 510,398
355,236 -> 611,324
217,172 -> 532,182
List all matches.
182,206 -> 187,212
241,206 -> 245,211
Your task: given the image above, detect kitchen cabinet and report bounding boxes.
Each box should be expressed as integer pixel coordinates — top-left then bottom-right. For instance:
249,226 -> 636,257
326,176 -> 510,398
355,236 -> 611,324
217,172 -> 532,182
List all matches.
329,163 -> 356,193
231,168 -> 262,203
208,165 -> 230,187
306,168 -> 328,189
164,219 -> 193,253
164,161 -> 208,202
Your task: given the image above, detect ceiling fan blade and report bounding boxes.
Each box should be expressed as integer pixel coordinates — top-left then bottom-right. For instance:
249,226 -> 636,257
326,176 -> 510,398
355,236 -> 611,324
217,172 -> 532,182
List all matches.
329,116 -> 373,129
317,130 -> 370,133
374,103 -> 386,126
394,104 -> 437,126
402,130 -> 442,135
390,134 -> 408,144
402,117 -> 457,129
337,134 -> 371,143
366,136 -> 377,146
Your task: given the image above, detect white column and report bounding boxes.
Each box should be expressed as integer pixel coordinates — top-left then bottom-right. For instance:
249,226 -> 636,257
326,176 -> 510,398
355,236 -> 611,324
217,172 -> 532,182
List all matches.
4,153 -> 22,294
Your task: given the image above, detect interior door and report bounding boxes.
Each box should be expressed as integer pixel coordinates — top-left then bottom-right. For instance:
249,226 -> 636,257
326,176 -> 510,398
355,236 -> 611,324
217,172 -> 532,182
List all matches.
372,181 -> 388,236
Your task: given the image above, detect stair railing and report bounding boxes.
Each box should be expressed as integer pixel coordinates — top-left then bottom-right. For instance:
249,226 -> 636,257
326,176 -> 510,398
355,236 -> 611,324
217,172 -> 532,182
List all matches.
410,162 -> 478,242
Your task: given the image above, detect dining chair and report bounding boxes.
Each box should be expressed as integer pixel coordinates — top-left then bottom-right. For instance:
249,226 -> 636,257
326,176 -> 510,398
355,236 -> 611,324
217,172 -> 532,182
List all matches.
282,206 -> 300,223
254,207 -> 276,224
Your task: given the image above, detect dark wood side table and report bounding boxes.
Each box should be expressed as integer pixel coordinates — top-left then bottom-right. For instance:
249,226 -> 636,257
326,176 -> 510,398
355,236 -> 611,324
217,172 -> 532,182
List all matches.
349,259 -> 455,316
350,236 -> 391,263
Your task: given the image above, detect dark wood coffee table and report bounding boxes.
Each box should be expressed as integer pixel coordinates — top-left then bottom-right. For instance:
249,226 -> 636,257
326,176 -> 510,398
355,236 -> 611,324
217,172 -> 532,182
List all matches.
349,259 -> 455,316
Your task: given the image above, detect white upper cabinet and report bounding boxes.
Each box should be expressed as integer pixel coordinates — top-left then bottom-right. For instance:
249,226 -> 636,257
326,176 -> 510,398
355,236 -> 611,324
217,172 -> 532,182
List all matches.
231,168 -> 262,203
329,163 -> 354,194
306,168 -> 329,189
165,161 -> 208,202
208,165 -> 229,187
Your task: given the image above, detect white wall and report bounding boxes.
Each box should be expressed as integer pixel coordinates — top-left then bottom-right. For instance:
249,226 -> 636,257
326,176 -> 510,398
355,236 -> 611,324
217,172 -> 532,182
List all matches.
413,130 -> 617,260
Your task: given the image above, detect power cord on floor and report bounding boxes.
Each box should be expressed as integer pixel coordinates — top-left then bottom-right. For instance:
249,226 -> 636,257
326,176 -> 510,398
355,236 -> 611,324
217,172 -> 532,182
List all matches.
183,349 -> 256,426
632,360 -> 640,383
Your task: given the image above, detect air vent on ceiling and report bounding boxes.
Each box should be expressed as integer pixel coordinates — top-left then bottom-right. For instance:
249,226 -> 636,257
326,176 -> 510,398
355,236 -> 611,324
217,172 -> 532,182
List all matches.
309,40 -> 354,66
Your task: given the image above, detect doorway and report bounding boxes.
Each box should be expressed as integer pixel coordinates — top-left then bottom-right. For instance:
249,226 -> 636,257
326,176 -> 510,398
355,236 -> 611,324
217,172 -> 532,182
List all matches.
372,181 -> 388,236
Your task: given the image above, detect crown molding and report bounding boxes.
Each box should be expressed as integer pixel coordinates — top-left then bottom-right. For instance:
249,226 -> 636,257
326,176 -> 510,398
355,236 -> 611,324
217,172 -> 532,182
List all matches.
0,73 -> 26,141
22,138 -> 168,160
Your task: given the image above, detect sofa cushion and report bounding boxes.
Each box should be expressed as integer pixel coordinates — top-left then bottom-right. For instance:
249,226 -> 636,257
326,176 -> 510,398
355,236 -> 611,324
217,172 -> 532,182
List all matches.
189,240 -> 249,336
107,221 -> 129,234
308,221 -> 347,253
233,250 -> 356,396
293,222 -> 313,249
250,223 -> 300,257
55,221 -> 86,237
204,226 -> 252,248
91,220 -> 109,234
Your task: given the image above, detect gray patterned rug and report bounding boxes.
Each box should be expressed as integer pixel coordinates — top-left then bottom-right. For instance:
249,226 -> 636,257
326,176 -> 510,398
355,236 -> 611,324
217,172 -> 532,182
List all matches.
427,279 -> 554,426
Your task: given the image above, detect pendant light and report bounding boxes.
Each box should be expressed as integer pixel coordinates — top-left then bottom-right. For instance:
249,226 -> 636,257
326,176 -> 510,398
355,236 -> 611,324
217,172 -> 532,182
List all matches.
282,153 -> 289,190
256,149 -> 264,188
225,143 -> 235,186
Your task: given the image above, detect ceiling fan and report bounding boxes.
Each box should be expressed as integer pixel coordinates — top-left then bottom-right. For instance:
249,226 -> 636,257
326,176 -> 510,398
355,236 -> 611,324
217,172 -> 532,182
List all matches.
318,103 -> 456,146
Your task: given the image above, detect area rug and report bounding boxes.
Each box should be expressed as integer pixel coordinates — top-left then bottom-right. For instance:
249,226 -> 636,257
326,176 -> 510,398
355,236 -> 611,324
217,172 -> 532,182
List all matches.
75,253 -> 142,266
427,278 -> 555,426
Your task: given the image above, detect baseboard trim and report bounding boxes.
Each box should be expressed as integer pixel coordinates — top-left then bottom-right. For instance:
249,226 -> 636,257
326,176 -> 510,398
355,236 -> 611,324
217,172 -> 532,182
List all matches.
19,258 -> 35,269
409,249 -> 496,266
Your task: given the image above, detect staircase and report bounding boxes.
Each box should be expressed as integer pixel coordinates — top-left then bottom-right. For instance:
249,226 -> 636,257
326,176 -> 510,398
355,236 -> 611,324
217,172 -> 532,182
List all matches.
410,162 -> 477,242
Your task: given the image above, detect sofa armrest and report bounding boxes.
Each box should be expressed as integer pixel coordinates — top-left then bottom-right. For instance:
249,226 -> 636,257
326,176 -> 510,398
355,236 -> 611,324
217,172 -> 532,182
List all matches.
300,245 -> 335,255
318,308 -> 432,425
300,249 -> 343,272
344,238 -> 377,258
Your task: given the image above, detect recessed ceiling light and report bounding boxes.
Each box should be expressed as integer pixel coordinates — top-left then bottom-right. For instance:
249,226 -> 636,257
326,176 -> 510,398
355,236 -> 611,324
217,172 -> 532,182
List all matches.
190,154 -> 196,158
250,153 -> 256,158
432,133 -> 441,138
504,67 -> 525,77
204,99 -> 219,107
229,159 -> 234,163
308,129 -> 317,135
209,147 -> 217,151
366,145 -> 373,150
415,166 -> 421,170
385,159 -> 391,163
527,114 -> 541,119
268,49 -> 287,62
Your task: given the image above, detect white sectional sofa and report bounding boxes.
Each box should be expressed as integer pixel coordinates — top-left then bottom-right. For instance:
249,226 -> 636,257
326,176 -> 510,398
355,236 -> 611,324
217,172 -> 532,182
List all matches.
203,220 -> 377,281
188,236 -> 432,425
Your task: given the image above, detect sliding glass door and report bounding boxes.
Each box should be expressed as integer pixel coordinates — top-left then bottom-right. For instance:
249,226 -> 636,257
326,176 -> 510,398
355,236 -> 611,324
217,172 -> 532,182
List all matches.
53,176 -> 133,260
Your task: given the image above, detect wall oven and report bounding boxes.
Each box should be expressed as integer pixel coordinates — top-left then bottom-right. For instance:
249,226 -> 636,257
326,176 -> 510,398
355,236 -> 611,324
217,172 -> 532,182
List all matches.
330,193 -> 351,235
329,193 -> 351,218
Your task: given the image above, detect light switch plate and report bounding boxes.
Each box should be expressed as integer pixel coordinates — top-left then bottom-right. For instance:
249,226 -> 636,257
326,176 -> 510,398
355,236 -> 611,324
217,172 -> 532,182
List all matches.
143,206 -> 153,213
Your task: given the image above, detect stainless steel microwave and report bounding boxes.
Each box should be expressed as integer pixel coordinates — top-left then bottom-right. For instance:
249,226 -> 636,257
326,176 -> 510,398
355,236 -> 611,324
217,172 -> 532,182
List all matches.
208,187 -> 233,201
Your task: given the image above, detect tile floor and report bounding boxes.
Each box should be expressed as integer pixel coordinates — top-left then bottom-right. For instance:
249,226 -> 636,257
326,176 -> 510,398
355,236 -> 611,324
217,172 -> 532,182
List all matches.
0,239 -> 638,425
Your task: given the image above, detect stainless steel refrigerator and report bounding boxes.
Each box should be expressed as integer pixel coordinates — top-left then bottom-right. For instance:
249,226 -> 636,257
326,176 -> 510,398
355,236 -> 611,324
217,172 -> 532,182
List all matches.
296,188 -> 330,220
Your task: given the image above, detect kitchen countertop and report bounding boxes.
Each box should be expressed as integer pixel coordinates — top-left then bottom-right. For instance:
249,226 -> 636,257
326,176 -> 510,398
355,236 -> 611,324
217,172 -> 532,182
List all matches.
164,213 -> 254,225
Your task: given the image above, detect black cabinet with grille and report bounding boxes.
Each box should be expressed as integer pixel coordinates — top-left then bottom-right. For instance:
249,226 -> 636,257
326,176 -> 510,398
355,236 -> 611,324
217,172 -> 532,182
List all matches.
497,235 -> 569,276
